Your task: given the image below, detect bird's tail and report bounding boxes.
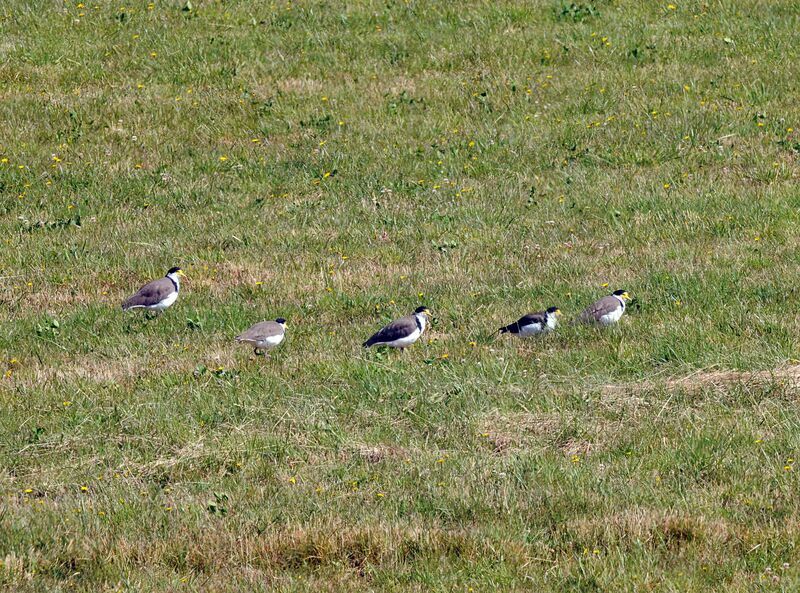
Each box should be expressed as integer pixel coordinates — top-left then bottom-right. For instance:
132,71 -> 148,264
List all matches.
498,324 -> 513,334
362,339 -> 372,348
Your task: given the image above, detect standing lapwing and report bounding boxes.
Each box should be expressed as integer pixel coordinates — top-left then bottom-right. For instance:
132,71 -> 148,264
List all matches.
499,306 -> 561,337
235,318 -> 287,357
121,267 -> 184,314
363,306 -> 431,350
577,290 -> 630,325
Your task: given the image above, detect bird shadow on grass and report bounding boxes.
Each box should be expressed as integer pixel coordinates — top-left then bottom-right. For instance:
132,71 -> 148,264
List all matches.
121,314 -> 154,334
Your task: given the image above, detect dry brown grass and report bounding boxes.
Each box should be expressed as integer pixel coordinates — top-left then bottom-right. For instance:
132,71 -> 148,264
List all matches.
602,364 -> 800,397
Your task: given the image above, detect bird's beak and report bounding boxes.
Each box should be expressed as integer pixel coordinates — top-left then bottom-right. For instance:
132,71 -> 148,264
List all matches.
555,310 -> 563,317
177,270 -> 186,277
622,292 -> 631,300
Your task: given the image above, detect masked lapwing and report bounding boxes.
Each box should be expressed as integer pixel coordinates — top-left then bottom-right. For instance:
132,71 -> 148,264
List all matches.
235,318 -> 287,356
499,306 -> 562,337
363,306 -> 431,350
577,290 -> 631,325
121,267 -> 184,313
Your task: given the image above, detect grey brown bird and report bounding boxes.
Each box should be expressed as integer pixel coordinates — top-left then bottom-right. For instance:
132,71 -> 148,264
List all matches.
577,290 -> 630,325
235,318 -> 287,356
121,267 -> 184,313
363,306 -> 431,349
499,306 -> 561,337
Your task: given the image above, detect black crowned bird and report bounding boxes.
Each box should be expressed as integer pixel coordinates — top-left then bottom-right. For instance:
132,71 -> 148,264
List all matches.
577,290 -> 630,325
235,318 -> 287,356
363,306 -> 431,350
499,306 -> 562,337
121,267 -> 184,313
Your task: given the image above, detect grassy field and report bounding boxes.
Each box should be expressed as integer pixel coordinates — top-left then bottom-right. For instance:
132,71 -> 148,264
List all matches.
2,0 -> 800,590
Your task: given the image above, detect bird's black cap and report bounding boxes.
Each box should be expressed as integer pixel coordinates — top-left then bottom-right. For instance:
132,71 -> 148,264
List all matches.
275,318 -> 287,324
546,306 -> 560,314
612,289 -> 627,296
414,306 -> 431,314
167,266 -> 182,275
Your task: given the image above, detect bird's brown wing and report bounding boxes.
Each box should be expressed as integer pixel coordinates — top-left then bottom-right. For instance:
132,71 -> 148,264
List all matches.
578,295 -> 620,323
122,277 -> 175,309
517,312 -> 547,327
500,311 -> 546,333
236,321 -> 284,342
363,314 -> 417,346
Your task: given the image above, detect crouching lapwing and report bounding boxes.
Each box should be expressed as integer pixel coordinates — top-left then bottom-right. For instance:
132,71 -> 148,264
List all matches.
235,318 -> 287,356
363,306 -> 431,350
577,290 -> 630,326
499,306 -> 561,337
121,267 -> 184,314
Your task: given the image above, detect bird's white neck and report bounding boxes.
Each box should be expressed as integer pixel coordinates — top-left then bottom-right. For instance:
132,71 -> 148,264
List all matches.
546,313 -> 559,330
167,272 -> 181,290
613,294 -> 626,309
415,313 -> 428,333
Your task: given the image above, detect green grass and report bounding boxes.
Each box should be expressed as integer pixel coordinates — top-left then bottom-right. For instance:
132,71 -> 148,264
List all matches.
2,0 -> 800,590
